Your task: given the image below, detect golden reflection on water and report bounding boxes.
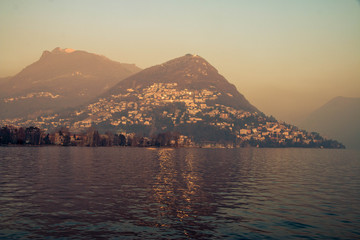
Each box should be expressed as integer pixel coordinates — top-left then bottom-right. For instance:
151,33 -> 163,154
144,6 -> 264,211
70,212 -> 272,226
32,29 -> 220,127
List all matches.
152,149 -> 203,222
182,149 -> 200,203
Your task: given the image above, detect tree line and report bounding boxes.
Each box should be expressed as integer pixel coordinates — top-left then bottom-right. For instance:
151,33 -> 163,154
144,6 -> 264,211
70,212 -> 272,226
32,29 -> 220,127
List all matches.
0,126 -> 191,147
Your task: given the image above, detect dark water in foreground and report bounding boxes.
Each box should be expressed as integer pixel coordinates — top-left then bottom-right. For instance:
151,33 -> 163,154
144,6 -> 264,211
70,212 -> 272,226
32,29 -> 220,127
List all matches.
0,147 -> 359,239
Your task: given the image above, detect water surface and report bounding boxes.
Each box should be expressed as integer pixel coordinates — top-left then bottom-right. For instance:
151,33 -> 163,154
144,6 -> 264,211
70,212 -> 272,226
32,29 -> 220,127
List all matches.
0,147 -> 359,239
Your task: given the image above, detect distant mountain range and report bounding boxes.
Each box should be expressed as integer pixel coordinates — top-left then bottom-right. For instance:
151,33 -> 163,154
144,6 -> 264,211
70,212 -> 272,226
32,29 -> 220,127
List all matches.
300,96 -> 360,149
0,47 -> 141,119
0,49 -> 344,148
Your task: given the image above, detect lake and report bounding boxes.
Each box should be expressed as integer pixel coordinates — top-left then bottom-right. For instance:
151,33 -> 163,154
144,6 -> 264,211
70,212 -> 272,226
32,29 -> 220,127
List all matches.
0,147 -> 359,239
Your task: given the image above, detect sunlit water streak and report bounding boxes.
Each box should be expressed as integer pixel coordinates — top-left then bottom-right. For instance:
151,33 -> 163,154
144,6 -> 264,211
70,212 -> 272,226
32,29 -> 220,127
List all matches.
0,147 -> 359,239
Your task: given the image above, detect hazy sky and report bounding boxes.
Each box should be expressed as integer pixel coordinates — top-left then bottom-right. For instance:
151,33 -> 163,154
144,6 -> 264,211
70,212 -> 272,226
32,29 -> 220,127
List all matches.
1,0 -> 359,123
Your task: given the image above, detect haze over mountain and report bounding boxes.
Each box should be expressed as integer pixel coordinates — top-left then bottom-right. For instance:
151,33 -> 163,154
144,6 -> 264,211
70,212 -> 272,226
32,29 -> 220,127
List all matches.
300,96 -> 360,149
0,47 -> 141,119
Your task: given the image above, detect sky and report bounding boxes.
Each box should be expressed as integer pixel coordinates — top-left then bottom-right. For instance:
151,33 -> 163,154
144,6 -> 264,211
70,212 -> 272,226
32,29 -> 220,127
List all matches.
1,0 -> 359,123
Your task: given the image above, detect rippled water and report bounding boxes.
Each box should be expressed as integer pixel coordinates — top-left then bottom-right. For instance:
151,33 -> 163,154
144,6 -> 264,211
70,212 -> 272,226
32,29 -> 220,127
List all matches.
0,147 -> 359,239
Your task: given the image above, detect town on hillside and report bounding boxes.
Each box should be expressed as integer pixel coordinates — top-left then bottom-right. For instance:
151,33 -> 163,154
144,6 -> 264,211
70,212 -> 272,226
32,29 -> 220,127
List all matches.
0,83 -> 344,148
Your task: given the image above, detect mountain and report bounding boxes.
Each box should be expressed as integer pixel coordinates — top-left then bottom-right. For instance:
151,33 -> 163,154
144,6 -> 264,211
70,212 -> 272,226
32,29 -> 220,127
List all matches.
0,47 -> 141,119
0,54 -> 343,148
107,54 -> 257,112
300,96 -> 360,149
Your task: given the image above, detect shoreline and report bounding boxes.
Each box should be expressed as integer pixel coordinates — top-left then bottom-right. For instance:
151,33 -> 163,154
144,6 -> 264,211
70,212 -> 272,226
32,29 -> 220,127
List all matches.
0,144 -> 346,149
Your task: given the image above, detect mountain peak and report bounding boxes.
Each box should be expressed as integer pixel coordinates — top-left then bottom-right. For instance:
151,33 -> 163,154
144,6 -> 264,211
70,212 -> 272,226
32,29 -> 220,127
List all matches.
40,47 -> 76,59
51,47 -> 76,54
185,53 -> 199,57
157,54 -> 217,76
178,53 -> 206,61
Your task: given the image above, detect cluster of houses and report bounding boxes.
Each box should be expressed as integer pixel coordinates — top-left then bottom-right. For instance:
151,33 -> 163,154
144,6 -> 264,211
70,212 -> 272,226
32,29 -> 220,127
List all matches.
237,121 -> 320,145
80,83 -> 222,127
0,83 -> 345,148
3,91 -> 60,103
67,82 -> 255,132
1,82 -> 251,132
